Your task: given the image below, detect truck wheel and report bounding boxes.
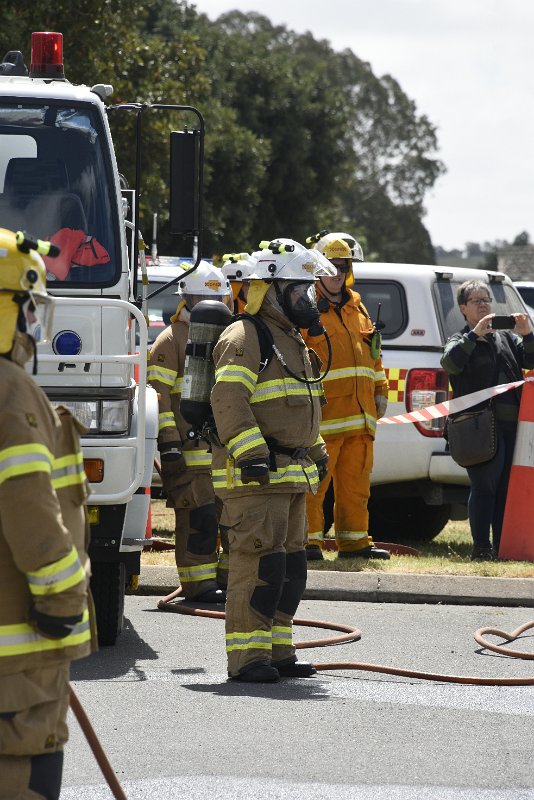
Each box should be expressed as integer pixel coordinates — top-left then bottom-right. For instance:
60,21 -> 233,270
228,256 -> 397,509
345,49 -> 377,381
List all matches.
368,497 -> 451,543
90,562 -> 126,646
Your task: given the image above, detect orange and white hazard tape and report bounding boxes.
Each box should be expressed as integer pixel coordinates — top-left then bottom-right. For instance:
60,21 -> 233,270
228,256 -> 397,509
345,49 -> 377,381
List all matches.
378,378 -> 529,426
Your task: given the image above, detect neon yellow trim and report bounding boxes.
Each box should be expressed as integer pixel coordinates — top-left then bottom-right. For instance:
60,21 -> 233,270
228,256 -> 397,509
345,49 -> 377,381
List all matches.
320,413 -> 377,435
183,450 -> 212,467
250,377 -> 322,404
26,546 -> 85,596
0,443 -> 53,486
227,427 -> 266,459
147,365 -> 177,386
0,611 -> 90,657
215,364 -> 257,392
51,452 -> 86,490
179,562 -> 218,583
212,462 -> 318,490
272,625 -> 292,646
225,629 -> 272,652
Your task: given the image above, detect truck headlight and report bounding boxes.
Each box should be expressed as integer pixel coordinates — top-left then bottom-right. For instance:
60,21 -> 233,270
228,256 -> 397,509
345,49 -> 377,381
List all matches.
101,400 -> 129,433
57,399 -> 130,434
62,401 -> 99,430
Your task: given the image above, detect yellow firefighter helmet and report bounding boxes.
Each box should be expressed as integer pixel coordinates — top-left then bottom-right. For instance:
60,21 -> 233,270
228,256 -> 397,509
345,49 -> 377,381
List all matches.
0,228 -> 54,353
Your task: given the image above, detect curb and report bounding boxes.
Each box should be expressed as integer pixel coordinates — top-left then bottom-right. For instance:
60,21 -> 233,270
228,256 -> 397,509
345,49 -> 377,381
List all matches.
136,565 -> 534,608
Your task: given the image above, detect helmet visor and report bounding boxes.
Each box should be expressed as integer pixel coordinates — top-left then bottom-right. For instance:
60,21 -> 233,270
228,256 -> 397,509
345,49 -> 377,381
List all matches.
24,292 -> 55,342
307,250 -> 338,278
182,291 -> 233,312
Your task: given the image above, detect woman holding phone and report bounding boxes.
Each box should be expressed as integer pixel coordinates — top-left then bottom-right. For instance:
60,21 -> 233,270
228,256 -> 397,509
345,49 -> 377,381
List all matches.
441,279 -> 534,560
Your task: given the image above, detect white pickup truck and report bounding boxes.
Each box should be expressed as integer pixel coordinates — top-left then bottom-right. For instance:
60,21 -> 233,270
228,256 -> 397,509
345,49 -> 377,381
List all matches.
144,259 -> 529,544
328,262 -> 530,543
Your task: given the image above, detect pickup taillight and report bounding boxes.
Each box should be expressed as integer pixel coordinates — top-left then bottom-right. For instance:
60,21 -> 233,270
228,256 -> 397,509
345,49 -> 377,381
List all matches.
405,368 -> 449,437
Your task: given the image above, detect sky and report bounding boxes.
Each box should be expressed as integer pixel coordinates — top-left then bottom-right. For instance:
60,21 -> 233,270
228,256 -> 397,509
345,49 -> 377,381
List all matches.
192,0 -> 534,251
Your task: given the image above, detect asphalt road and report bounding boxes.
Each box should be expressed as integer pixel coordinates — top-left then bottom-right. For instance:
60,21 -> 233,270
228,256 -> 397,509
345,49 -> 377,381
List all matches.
61,596 -> 534,800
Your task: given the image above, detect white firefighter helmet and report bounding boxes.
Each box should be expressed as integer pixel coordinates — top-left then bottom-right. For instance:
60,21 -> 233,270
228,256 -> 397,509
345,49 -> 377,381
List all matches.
176,260 -> 232,311
221,252 -> 258,301
310,231 -> 364,262
0,228 -> 55,353
221,252 -> 258,282
247,238 -> 336,282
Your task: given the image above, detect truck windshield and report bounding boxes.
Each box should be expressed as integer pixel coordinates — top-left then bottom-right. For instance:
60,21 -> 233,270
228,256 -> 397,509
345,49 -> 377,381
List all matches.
0,102 -> 119,286
434,279 -> 527,341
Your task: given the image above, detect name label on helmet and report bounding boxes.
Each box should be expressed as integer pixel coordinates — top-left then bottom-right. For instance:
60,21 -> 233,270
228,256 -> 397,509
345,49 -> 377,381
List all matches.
327,243 -> 350,258
302,262 -> 314,274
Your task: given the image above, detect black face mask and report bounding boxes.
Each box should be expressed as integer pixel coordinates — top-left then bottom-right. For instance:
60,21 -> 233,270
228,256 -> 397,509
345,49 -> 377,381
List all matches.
276,281 -> 324,334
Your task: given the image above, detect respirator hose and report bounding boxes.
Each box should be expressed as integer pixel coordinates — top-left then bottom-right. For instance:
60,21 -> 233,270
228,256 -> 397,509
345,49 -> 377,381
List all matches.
274,327 -> 332,385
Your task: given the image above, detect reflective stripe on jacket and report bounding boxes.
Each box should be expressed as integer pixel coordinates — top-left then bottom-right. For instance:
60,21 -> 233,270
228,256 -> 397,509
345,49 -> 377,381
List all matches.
303,287 -> 388,439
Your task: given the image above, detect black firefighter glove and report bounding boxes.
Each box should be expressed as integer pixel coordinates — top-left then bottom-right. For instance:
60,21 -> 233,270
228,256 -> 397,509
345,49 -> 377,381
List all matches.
159,443 -> 187,477
315,456 -> 329,483
30,607 -> 84,640
238,457 -> 270,486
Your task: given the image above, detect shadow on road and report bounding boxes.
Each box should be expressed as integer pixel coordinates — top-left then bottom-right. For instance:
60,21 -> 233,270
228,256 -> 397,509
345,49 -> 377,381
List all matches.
182,677 -> 333,701
71,616 -> 158,681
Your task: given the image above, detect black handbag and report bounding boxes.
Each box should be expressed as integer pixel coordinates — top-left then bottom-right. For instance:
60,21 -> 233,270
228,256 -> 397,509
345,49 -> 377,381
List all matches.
447,403 -> 496,468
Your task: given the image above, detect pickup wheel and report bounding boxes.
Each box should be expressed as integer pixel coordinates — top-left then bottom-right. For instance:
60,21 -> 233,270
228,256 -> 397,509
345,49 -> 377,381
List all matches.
368,497 -> 451,543
90,562 -> 126,646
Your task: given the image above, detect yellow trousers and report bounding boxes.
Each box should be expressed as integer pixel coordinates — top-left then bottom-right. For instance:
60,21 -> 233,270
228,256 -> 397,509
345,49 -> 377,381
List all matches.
306,434 -> 374,553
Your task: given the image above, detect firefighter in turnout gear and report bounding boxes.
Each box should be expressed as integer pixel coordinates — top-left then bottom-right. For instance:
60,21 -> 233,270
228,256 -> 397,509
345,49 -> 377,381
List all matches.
211,238 -> 336,682
303,232 -> 390,560
221,252 -> 258,314
0,229 -> 93,800
148,261 -> 232,602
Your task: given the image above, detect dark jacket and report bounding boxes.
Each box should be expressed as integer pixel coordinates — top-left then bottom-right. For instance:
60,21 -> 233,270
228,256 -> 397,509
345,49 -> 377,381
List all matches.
441,326 -> 534,424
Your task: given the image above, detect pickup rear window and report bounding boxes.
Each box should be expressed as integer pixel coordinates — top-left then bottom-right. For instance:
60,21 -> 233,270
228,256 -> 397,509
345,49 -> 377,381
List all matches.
433,279 -> 526,341
356,280 -> 407,339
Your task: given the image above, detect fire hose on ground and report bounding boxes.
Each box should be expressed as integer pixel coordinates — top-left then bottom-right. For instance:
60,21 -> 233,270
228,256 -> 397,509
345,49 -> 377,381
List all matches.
158,588 -> 534,686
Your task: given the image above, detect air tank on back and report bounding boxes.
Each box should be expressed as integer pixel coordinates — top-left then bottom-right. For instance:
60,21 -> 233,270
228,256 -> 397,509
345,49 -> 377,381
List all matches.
180,299 -> 232,430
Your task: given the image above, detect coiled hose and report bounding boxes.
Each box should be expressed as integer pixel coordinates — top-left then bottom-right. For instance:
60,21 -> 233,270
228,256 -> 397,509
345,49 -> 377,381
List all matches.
158,588 -> 534,686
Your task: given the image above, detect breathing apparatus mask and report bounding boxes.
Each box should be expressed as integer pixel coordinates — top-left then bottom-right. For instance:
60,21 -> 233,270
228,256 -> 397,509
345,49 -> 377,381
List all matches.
275,280 -> 324,336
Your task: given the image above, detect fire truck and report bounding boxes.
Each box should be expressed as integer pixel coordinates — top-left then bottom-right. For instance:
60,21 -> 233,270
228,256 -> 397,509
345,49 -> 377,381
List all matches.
0,32 -> 204,644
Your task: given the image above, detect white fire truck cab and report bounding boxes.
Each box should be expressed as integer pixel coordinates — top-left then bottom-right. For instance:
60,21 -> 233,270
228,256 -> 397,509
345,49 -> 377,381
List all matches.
0,32 -> 204,644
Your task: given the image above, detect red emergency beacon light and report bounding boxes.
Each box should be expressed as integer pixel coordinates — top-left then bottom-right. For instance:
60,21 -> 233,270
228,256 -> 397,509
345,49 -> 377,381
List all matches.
30,32 -> 65,80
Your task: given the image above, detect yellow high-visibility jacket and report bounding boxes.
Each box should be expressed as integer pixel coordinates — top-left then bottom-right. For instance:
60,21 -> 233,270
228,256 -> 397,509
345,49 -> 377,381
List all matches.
303,287 -> 388,439
211,292 -> 327,498
0,340 -> 92,676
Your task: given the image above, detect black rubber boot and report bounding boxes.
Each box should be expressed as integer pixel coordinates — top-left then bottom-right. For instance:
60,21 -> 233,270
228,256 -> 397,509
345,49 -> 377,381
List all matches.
193,588 -> 227,604
305,545 -> 324,562
471,546 -> 496,562
272,657 -> 317,678
338,545 -> 390,560
230,662 -> 280,683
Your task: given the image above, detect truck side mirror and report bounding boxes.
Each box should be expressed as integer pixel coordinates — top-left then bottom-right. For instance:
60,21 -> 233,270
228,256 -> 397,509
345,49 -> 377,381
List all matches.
169,130 -> 200,236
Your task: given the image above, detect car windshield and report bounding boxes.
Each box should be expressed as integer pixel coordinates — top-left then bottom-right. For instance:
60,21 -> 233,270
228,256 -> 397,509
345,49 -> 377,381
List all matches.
0,102 -> 119,286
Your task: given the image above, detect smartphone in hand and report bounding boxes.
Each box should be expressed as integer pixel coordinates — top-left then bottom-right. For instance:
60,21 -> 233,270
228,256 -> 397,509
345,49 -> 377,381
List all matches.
491,315 -> 516,330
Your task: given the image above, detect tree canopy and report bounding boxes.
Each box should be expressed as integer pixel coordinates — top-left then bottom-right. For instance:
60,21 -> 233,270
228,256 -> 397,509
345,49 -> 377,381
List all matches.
0,1 -> 445,263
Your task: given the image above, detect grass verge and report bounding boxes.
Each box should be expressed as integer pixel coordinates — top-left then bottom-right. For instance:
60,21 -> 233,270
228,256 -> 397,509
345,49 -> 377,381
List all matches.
143,499 -> 534,578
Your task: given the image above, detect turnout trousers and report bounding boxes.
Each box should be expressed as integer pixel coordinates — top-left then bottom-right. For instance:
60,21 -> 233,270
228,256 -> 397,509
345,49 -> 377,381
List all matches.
306,434 -> 374,553
0,663 -> 69,800
168,471 -> 221,599
220,492 -> 308,677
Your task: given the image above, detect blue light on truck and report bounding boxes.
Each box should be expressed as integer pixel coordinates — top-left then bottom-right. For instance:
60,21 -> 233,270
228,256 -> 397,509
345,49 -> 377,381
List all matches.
52,330 -> 82,356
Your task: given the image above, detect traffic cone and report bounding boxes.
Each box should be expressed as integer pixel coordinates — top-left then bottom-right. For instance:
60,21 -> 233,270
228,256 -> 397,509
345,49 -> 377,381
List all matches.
144,488 -> 152,541
499,372 -> 534,561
